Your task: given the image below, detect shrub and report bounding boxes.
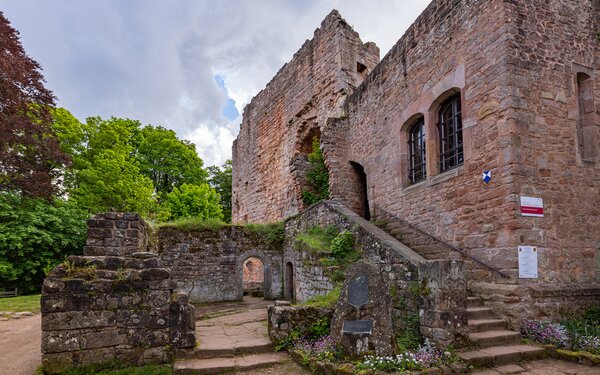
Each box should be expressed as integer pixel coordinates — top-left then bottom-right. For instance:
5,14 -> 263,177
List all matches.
301,287 -> 340,309
301,136 -> 329,205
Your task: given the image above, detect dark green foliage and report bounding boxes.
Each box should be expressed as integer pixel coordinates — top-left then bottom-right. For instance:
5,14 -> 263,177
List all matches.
245,222 -> 285,249
207,160 -> 232,223
301,137 -> 329,205
396,312 -> 422,351
330,230 -> 354,258
0,193 -> 87,294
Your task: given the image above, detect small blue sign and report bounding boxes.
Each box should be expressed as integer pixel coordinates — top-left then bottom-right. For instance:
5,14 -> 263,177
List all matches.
482,170 -> 492,183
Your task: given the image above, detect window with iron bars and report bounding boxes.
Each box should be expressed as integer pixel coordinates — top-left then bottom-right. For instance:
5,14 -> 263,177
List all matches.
438,94 -> 463,172
408,117 -> 426,184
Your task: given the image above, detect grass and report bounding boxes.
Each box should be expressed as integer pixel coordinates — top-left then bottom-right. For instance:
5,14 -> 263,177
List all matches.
294,225 -> 337,253
153,217 -> 227,231
244,222 -> 286,248
299,287 -> 340,309
0,294 -> 41,313
41,362 -> 173,375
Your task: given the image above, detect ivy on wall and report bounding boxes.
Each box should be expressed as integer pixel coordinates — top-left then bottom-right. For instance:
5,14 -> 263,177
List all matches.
302,136 -> 330,205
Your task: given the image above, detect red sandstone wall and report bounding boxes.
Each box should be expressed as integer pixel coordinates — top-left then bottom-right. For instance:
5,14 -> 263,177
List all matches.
503,0 -> 600,284
232,10 -> 379,223
243,257 -> 264,290
329,0 -> 599,285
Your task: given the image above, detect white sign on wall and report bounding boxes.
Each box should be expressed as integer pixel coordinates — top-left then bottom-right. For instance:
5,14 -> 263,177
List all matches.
520,196 -> 544,217
518,246 -> 538,279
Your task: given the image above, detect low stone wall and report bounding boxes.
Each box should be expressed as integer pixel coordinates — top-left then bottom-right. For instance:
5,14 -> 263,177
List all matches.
158,225 -> 283,302
267,304 -> 334,345
41,213 -> 195,374
470,282 -> 600,328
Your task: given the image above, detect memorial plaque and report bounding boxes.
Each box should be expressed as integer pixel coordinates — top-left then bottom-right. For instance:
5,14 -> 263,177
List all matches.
348,274 -> 369,308
342,319 -> 373,334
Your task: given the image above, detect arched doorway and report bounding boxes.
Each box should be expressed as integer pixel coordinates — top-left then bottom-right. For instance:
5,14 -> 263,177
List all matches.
242,257 -> 265,298
285,262 -> 295,302
350,161 -> 370,220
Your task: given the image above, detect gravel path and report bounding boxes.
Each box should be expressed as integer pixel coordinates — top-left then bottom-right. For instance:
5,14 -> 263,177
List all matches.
0,314 -> 41,375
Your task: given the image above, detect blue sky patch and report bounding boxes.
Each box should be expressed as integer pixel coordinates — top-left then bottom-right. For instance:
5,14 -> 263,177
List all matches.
214,75 -> 239,121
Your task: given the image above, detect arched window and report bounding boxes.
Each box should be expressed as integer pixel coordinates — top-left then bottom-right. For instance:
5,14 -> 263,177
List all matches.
438,94 -> 463,172
408,118 -> 426,184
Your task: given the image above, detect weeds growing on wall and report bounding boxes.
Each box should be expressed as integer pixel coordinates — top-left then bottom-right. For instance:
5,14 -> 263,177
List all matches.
245,222 -> 286,249
301,136 -> 330,205
294,225 -> 338,253
300,287 -> 341,309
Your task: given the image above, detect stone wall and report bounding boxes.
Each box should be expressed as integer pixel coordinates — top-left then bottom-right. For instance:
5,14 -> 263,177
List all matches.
158,225 -> 284,302
267,304 -> 334,345
283,201 -> 468,347
232,10 -> 379,224
41,213 -> 195,374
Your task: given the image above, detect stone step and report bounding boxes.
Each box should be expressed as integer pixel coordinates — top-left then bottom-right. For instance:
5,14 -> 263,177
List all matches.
467,307 -> 496,320
469,319 -> 506,333
469,330 -> 521,348
468,296 -> 483,308
189,340 -> 273,359
458,344 -> 545,367
174,352 -> 288,374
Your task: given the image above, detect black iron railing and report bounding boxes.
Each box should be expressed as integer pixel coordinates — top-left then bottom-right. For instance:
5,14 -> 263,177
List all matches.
373,205 -> 510,279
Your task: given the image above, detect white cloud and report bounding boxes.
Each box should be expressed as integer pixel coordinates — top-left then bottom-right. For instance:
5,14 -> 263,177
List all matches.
1,0 -> 430,166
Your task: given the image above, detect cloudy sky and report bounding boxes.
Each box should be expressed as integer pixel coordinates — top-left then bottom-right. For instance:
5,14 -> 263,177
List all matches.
1,0 -> 429,166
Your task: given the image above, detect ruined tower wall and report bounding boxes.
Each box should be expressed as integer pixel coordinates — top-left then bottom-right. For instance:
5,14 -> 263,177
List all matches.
331,0 -> 599,285
232,10 -> 379,224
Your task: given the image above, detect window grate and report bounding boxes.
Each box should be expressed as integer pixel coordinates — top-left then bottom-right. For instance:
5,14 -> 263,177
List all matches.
408,117 -> 426,184
438,94 -> 463,172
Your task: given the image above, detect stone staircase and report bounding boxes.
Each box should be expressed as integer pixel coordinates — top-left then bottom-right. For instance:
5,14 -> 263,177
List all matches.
174,298 -> 287,374
373,209 -> 546,369
458,296 -> 545,367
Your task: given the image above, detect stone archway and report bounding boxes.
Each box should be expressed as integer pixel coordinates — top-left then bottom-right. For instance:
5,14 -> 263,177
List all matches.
237,250 -> 283,300
243,257 -> 265,297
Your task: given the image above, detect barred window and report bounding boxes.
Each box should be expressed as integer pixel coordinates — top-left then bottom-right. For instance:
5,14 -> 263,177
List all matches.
438,94 -> 463,172
408,118 -> 426,184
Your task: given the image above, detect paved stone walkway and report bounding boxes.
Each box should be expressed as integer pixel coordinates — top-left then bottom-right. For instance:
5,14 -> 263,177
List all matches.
175,297 -> 290,374
0,314 -> 41,375
472,359 -> 600,375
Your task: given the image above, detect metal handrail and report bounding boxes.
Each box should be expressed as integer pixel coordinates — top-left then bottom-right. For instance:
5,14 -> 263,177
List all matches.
373,205 -> 510,279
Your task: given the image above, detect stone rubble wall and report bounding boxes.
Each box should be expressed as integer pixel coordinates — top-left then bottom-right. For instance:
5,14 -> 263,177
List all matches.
267,304 -> 334,345
232,10 -> 379,224
284,201 -> 468,347
41,213 -> 195,374
158,225 -> 284,303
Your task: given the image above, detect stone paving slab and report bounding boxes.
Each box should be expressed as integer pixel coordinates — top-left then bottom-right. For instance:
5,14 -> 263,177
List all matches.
472,359 -> 600,375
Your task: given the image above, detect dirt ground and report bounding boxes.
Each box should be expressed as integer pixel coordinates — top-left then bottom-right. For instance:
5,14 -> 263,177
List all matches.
0,314 -> 41,375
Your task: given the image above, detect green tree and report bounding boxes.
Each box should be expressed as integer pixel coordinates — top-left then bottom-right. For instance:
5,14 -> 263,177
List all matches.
0,192 -> 87,293
136,126 -> 207,198
69,117 -> 155,216
302,136 -> 329,205
160,183 -> 223,221
208,160 -> 232,222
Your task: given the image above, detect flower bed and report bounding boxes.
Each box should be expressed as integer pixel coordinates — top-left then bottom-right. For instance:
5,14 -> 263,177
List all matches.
520,308 -> 600,366
290,337 -> 465,374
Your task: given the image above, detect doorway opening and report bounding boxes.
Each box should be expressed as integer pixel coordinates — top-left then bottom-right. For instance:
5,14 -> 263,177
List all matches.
350,161 -> 370,220
285,262 -> 295,302
242,257 -> 265,298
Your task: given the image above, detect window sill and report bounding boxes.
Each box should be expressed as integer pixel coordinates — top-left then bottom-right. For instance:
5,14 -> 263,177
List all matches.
429,165 -> 464,186
401,165 -> 464,193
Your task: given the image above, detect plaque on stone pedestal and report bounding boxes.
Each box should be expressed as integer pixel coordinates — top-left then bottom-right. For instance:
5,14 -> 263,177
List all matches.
342,319 -> 373,334
348,274 -> 369,308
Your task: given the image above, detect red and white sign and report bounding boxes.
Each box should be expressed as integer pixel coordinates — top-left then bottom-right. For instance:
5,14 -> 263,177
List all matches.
520,196 -> 544,217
